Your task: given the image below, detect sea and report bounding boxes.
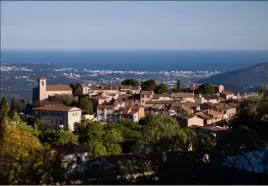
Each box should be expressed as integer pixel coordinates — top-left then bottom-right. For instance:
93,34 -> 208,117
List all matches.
1,50 -> 268,72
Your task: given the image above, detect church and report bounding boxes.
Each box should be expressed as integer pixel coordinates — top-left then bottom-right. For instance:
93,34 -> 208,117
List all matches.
32,77 -> 73,103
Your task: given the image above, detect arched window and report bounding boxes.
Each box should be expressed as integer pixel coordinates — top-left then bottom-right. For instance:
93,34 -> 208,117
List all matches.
42,81 -> 44,86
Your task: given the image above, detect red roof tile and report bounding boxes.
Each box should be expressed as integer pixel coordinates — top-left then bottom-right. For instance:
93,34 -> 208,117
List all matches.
46,85 -> 72,91
33,104 -> 79,112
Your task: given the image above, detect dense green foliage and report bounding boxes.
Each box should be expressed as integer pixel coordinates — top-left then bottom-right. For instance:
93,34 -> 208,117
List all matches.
121,79 -> 139,86
79,97 -> 93,114
0,97 -> 9,122
69,83 -> 83,96
48,94 -> 76,106
1,93 -> 268,184
171,80 -> 181,93
154,83 -> 169,94
141,79 -> 157,91
196,83 -> 216,94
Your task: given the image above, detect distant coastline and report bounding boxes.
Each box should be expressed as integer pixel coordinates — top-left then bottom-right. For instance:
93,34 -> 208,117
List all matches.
2,50 -> 268,72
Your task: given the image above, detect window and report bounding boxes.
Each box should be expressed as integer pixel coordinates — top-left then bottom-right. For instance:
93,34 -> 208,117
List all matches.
51,120 -> 53,124
42,81 -> 44,86
73,113 -> 75,116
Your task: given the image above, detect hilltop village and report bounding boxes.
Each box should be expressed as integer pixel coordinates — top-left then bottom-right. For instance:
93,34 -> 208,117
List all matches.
31,76 -> 259,134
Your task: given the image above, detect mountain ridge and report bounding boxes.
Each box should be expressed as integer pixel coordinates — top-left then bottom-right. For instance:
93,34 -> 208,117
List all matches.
198,62 -> 268,86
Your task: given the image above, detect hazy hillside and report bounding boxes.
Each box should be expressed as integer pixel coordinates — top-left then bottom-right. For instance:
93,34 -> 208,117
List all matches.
198,62 -> 268,86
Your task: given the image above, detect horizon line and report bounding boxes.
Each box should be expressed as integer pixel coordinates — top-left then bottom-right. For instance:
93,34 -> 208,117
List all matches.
2,48 -> 268,52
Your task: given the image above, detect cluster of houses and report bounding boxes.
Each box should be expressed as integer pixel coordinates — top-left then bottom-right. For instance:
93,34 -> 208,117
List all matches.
31,76 -> 268,178
32,77 -> 245,134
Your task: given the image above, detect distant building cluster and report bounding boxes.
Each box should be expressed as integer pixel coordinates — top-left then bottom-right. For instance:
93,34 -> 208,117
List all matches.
32,76 -> 250,134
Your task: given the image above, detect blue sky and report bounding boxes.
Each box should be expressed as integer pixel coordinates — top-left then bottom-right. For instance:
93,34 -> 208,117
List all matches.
1,1 -> 268,50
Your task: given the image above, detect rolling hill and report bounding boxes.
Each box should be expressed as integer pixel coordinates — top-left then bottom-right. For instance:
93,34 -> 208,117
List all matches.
198,62 -> 268,87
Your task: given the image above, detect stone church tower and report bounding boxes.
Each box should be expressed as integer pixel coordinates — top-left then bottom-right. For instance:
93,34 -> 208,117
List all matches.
38,76 -> 47,101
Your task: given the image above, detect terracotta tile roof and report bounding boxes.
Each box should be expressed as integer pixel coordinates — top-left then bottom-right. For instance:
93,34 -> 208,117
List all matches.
140,91 -> 154,95
145,100 -> 174,105
196,112 -> 213,120
202,109 -> 223,117
202,94 -> 219,100
181,106 -> 193,114
215,103 -> 234,111
153,93 -> 171,99
171,93 -> 194,98
33,104 -> 80,112
120,85 -> 140,90
183,101 -> 199,108
46,85 -> 72,92
88,85 -> 119,90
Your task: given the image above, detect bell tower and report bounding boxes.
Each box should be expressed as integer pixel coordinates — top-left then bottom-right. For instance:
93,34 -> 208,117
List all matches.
38,77 -> 47,101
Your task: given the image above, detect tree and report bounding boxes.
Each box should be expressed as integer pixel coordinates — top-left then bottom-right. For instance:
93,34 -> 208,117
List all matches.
0,97 -> 9,122
79,98 -> 93,114
258,88 -> 264,95
171,80 -> 181,93
176,80 -> 181,91
48,94 -> 76,106
0,120 -> 44,184
39,129 -> 78,147
69,83 -> 83,96
57,130 -> 79,145
74,121 -> 91,145
121,79 -> 139,86
10,111 -> 21,123
196,83 -> 216,94
138,115 -> 182,148
141,80 -> 157,91
154,83 -> 169,94
103,128 -> 123,155
9,97 -> 25,115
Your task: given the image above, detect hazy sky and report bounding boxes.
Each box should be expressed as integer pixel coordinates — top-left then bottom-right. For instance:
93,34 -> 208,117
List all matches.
1,1 -> 268,50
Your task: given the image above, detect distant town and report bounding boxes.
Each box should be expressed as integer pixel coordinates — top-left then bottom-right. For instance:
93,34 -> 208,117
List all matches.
0,63 -> 222,101
32,75 -> 263,133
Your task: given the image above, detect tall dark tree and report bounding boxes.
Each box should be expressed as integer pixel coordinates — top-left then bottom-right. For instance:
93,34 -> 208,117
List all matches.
121,79 -> 139,86
141,79 -> 157,91
79,97 -> 93,114
69,83 -> 83,96
154,83 -> 169,94
196,83 -> 216,94
8,97 -> 24,119
0,97 -> 9,122
176,80 -> 181,91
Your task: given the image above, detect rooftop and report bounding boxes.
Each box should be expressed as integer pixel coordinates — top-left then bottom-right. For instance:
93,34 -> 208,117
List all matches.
33,104 -> 80,112
202,109 -> 223,117
171,92 -> 194,98
220,91 -> 234,96
46,85 -> 72,92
